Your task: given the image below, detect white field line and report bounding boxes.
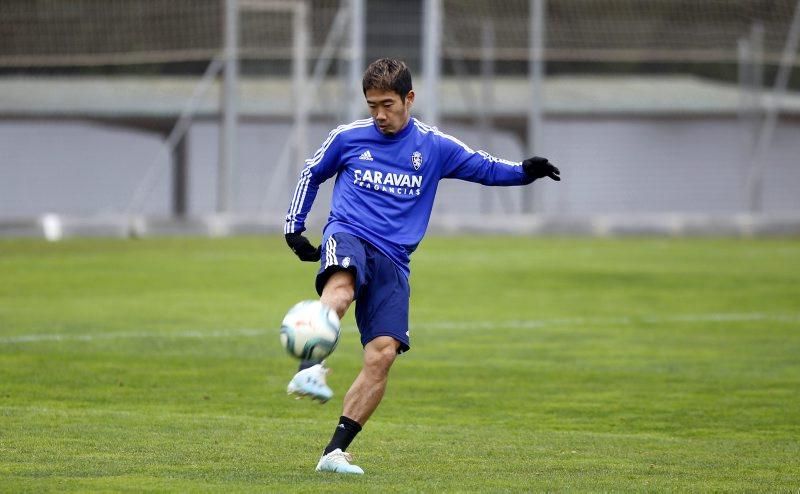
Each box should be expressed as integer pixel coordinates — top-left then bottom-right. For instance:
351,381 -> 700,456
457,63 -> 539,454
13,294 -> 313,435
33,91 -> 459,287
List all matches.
0,328 -> 268,344
1,312 -> 798,345
0,405 -> 328,428
422,312 -> 800,330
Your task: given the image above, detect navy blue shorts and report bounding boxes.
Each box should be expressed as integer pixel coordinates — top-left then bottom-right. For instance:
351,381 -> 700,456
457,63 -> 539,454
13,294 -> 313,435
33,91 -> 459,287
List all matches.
315,232 -> 410,353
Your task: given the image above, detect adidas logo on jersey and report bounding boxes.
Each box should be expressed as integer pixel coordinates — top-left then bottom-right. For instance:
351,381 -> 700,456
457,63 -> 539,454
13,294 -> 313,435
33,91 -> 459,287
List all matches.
359,150 -> 374,161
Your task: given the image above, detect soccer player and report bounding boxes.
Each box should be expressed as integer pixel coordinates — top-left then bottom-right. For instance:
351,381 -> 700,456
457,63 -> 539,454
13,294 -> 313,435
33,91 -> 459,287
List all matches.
284,58 -> 560,474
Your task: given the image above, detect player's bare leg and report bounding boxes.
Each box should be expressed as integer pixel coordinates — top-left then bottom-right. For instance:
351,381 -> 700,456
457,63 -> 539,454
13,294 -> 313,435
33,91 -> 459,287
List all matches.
320,270 -> 355,319
288,270 -> 356,402
317,335 -> 400,474
342,336 -> 400,424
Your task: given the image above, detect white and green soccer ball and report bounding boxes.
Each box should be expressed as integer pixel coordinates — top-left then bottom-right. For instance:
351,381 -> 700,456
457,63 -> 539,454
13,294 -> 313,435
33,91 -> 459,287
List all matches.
280,300 -> 341,361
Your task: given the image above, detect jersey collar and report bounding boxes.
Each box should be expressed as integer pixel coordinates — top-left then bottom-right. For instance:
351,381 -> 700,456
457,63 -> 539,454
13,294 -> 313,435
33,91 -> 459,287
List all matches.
372,116 -> 415,140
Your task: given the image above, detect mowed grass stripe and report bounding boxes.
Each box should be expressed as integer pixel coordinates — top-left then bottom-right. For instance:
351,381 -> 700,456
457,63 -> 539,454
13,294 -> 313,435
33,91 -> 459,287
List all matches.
0,236 -> 798,492
2,311 -> 798,344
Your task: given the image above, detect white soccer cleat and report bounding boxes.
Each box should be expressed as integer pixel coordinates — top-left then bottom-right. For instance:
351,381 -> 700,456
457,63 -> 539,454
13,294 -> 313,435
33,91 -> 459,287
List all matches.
315,448 -> 364,475
286,361 -> 333,403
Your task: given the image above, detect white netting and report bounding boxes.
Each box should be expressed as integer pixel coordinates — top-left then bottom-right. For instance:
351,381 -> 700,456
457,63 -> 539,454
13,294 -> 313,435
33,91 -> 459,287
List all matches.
0,0 -> 342,67
443,0 -> 798,64
238,0 -> 342,60
3,0 -> 796,68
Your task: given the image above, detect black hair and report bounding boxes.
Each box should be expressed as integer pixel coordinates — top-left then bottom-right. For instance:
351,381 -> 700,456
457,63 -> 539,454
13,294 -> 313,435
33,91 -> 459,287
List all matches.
362,58 -> 413,101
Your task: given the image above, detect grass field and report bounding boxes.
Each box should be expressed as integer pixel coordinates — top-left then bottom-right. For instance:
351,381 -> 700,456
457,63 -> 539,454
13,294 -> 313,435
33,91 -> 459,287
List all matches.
1,235 -> 799,492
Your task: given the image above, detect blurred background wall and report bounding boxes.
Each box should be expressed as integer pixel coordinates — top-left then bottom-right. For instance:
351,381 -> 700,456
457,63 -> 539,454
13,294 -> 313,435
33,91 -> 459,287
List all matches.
1,0 -> 799,236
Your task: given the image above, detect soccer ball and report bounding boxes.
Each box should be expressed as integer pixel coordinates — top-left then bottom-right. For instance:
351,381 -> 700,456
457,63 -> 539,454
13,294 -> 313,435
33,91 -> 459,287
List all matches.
280,300 -> 341,361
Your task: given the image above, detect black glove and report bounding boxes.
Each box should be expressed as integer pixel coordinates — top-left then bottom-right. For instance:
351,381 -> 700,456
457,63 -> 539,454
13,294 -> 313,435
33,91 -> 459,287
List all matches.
522,156 -> 561,181
285,232 -> 321,262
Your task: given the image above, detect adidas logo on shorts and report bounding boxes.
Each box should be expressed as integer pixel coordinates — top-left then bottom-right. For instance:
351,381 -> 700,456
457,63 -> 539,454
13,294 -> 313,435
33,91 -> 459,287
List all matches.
359,150 -> 374,161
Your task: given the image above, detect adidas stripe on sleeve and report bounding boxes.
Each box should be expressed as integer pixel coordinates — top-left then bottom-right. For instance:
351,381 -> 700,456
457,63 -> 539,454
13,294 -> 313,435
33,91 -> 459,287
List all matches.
284,119 -> 373,235
414,120 -> 531,186
284,128 -> 343,235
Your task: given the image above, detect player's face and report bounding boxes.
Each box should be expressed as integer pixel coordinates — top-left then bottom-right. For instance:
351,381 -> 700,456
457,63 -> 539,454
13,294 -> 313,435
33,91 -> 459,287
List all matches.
365,88 -> 415,135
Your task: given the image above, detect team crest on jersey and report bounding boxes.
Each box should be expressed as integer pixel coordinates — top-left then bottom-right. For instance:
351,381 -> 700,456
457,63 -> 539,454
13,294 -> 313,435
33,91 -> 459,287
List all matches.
411,151 -> 423,170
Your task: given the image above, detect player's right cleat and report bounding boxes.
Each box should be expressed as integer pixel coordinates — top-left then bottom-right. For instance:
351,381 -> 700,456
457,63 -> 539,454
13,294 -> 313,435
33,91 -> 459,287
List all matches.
286,361 -> 333,403
315,448 -> 364,475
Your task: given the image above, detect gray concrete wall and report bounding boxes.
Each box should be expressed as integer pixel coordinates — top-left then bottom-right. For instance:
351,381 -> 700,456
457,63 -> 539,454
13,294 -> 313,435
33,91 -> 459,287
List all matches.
538,116 -> 800,215
1,116 -> 799,228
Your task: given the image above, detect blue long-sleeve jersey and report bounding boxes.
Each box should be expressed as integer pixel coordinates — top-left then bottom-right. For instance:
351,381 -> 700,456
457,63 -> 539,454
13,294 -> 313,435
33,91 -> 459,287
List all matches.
285,117 -> 534,278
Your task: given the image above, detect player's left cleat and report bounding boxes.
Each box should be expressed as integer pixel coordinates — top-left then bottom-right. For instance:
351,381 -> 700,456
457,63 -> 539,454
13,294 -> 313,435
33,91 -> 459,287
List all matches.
315,448 -> 364,475
286,361 -> 333,403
